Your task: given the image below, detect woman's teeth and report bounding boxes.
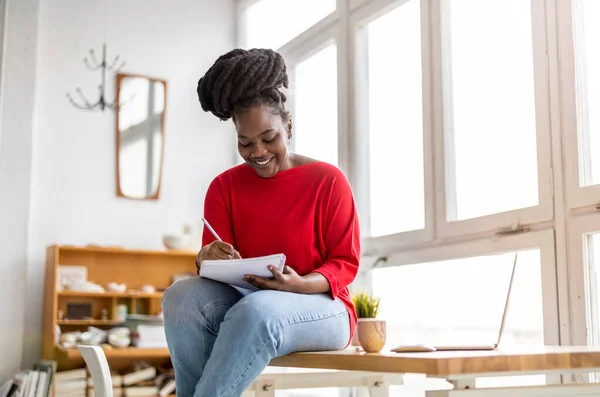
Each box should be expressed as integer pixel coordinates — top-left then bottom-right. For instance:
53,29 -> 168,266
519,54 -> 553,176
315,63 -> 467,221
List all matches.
255,157 -> 273,165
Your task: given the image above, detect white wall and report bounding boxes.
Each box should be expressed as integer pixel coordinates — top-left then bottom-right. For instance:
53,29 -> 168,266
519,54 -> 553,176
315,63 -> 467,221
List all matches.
21,0 -> 237,368
0,0 -> 40,381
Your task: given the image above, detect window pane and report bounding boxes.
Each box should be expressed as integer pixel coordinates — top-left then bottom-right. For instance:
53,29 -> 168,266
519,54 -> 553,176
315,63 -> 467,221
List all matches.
372,249 -> 545,387
587,233 -> 600,346
242,0 -> 336,50
367,1 -> 425,237
293,45 -> 338,166
445,0 -> 539,221
585,232 -> 600,383
574,0 -> 600,187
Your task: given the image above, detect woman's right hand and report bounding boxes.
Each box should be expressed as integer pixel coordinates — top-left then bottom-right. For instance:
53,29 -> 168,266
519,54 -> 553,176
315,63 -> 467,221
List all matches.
196,241 -> 241,270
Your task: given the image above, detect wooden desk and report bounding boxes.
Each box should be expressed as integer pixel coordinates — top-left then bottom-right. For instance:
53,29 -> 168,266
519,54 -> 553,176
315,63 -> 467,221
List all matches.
255,346 -> 600,397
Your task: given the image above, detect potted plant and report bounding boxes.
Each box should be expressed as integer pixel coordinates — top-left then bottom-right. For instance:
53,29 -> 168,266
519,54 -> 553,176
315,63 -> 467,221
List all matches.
352,291 -> 386,353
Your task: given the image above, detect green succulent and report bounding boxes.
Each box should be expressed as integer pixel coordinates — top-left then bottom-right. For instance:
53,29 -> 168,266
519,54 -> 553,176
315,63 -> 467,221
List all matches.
352,291 -> 380,318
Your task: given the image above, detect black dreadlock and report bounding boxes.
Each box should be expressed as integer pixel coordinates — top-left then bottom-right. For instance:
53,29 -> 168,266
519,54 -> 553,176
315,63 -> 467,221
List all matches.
197,48 -> 290,123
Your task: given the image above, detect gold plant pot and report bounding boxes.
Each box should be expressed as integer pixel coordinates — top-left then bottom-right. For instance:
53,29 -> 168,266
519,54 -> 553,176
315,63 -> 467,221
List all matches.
357,318 -> 386,353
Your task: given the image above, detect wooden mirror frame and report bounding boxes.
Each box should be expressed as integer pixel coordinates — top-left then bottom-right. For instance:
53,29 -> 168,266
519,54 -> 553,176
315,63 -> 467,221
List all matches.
115,72 -> 167,200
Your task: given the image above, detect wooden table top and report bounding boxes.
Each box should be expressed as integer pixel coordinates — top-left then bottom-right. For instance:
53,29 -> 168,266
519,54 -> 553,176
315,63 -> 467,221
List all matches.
269,346 -> 600,376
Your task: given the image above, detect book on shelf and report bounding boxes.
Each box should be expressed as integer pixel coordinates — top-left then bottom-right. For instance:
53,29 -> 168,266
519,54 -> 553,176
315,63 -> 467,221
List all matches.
2,359 -> 56,397
122,367 -> 156,387
126,314 -> 168,349
87,387 -> 123,397
54,367 -> 87,397
3,358 -> 176,397
123,386 -> 159,397
87,373 -> 122,388
86,365 -> 174,396
54,368 -> 86,383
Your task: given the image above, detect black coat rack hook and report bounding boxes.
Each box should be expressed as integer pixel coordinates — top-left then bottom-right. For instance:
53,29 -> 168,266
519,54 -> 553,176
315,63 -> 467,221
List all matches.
66,43 -> 126,112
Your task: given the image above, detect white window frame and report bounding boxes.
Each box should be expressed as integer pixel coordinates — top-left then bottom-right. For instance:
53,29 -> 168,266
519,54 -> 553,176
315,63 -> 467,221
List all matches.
278,28 -> 340,164
235,0 -> 261,49
235,0 -> 339,51
431,0 -> 554,239
352,0 -> 435,255
556,0 -> 600,210
567,212 -> 600,348
236,3 -> 600,377
372,229 -> 561,382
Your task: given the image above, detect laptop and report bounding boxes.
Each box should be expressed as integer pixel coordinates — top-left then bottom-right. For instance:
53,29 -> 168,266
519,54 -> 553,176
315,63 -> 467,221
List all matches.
391,253 -> 518,353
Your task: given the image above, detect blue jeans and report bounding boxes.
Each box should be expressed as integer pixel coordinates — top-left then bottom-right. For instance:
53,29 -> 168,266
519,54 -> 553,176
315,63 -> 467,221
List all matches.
161,277 -> 350,397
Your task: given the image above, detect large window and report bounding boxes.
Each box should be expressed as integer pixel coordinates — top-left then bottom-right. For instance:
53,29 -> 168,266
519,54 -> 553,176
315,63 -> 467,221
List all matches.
372,250 -> 544,349
372,246 -> 549,388
293,44 -> 339,166
569,213 -> 600,349
239,0 -> 336,50
239,0 -> 600,392
443,0 -> 538,221
365,1 -> 425,237
574,0 -> 600,188
563,0 -> 600,208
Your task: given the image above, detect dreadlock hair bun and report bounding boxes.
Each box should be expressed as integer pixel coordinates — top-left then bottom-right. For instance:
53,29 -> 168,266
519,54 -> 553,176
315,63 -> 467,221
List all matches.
197,48 -> 290,121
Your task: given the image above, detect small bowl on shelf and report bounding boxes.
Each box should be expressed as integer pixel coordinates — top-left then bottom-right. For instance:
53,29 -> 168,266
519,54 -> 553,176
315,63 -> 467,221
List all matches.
162,234 -> 191,250
108,333 -> 130,348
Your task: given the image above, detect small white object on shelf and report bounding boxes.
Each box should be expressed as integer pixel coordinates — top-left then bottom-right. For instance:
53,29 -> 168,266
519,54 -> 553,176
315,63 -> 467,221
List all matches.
66,281 -> 105,293
108,333 -> 130,348
107,282 -> 127,292
57,265 -> 87,291
162,233 -> 191,250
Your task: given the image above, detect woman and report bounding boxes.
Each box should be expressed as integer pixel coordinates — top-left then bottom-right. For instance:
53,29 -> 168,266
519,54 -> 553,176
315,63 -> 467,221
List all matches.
162,48 -> 360,397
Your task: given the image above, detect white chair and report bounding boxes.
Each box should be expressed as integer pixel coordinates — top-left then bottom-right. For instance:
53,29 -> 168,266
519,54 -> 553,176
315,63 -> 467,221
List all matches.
78,345 -> 114,397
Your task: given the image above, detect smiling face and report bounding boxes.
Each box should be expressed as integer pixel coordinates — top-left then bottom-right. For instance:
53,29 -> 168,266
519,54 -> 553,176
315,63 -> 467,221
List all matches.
234,105 -> 293,178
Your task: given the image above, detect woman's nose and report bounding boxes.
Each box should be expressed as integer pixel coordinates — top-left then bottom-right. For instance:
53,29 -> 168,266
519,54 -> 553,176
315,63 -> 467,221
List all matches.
251,145 -> 268,158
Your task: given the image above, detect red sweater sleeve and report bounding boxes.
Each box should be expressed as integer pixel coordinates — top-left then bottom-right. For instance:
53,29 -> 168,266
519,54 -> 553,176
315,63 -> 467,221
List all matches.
202,176 -> 236,247
313,172 -> 360,299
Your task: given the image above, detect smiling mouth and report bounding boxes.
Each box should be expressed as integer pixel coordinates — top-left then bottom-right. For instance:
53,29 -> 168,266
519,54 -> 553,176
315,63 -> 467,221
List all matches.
252,157 -> 274,166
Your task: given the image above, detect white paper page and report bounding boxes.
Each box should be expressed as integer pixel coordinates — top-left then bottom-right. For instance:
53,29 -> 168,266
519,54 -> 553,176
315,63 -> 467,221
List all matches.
199,253 -> 286,292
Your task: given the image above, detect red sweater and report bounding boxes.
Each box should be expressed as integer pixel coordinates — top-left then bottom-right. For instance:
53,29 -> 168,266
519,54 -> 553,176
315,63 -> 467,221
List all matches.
201,161 -> 360,344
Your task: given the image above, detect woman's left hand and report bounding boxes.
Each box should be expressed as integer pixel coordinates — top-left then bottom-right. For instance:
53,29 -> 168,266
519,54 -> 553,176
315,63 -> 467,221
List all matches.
244,265 -> 306,293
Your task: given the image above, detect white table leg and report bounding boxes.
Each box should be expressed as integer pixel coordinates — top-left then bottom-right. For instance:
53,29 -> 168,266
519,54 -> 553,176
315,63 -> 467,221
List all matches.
427,381 -> 600,396
367,375 -> 390,397
450,379 -> 476,390
254,378 -> 276,397
426,378 -> 475,397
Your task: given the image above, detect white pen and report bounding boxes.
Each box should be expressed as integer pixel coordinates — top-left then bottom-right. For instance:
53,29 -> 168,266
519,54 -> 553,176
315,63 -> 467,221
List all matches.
201,217 -> 222,242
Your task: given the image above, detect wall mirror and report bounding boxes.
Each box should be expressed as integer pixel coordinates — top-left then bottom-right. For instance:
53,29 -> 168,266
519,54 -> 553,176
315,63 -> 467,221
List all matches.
116,73 -> 167,200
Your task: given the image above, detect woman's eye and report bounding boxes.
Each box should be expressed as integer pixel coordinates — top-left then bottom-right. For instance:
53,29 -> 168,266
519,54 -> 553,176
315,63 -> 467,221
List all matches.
238,141 -> 251,147
264,136 -> 276,143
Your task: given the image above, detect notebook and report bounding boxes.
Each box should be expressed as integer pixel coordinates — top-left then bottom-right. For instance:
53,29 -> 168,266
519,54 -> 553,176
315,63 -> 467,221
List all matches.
199,253 -> 287,294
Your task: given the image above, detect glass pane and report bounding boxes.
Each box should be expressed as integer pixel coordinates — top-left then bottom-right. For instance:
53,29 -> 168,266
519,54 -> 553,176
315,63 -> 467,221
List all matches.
367,1 -> 425,237
445,0 -> 539,221
293,45 -> 338,166
587,233 -> 600,345
585,233 -> 600,382
242,0 -> 336,50
574,0 -> 600,187
371,249 -> 546,387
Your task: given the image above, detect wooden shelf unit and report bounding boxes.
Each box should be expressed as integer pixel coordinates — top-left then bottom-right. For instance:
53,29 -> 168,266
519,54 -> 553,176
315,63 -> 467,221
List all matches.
57,319 -> 124,326
56,346 -> 171,360
42,244 -> 196,370
57,291 -> 164,299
